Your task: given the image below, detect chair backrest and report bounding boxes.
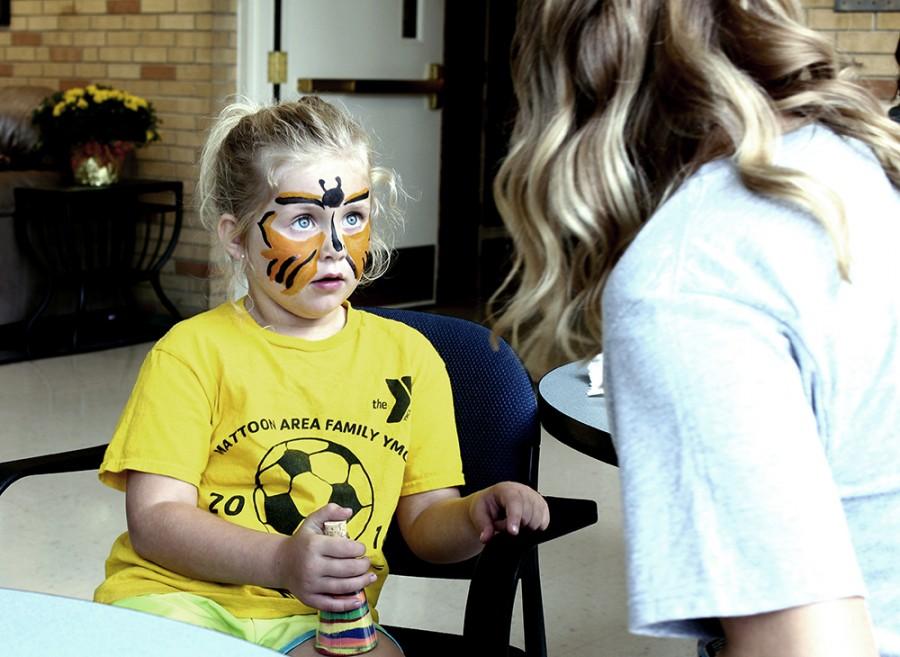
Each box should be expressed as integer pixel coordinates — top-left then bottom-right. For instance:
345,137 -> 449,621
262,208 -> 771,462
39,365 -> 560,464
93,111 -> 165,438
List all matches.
362,307 -> 541,579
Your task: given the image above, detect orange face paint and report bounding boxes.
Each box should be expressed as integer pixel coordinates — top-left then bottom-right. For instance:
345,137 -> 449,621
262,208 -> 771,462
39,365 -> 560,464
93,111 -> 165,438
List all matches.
256,211 -> 325,295
344,221 -> 370,280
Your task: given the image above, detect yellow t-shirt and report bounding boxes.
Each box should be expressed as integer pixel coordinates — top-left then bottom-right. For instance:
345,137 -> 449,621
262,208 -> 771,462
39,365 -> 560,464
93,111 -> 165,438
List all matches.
94,300 -> 464,619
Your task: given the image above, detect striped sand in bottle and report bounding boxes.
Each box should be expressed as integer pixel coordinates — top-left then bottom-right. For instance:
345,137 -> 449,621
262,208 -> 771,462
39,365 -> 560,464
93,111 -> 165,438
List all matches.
315,520 -> 378,655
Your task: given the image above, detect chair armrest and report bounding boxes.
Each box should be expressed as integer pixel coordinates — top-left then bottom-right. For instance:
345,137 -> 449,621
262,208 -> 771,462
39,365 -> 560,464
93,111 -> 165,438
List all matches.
0,444 -> 107,497
461,496 -> 598,654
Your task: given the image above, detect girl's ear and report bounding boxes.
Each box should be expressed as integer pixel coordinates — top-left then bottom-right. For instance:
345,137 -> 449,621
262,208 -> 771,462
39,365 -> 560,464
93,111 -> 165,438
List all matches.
218,214 -> 244,260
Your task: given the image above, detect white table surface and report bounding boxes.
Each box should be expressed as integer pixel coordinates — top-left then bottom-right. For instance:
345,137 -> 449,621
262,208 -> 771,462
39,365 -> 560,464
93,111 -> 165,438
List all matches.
538,361 -> 617,465
538,361 -> 610,434
0,588 -> 280,656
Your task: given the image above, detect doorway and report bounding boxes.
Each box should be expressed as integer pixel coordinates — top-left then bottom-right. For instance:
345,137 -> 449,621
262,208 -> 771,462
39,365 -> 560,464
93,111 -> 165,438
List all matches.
237,0 -> 518,313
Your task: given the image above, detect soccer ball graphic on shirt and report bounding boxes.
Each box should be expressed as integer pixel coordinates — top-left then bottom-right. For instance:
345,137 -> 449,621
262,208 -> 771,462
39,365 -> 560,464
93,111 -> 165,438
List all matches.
253,438 -> 375,538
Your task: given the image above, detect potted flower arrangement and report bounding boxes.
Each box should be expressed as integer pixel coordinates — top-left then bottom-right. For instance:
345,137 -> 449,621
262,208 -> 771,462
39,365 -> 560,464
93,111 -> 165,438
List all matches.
32,84 -> 161,186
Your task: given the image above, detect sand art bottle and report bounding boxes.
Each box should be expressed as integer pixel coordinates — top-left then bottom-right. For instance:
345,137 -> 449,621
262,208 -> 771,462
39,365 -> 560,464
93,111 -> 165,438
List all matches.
314,520 -> 378,655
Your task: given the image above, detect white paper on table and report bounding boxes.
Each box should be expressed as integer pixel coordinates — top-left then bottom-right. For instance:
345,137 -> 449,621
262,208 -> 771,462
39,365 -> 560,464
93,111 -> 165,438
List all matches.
587,353 -> 604,396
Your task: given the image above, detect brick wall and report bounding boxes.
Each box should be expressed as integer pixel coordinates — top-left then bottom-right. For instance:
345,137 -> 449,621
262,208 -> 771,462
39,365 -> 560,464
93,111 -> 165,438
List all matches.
0,0 -> 238,317
802,0 -> 900,105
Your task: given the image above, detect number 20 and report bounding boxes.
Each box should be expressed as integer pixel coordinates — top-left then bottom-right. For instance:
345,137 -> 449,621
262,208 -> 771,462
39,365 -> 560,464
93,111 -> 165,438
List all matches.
209,492 -> 245,516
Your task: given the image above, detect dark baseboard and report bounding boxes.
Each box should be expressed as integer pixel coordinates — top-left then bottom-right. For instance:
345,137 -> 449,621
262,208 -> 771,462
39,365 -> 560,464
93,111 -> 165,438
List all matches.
0,311 -> 176,366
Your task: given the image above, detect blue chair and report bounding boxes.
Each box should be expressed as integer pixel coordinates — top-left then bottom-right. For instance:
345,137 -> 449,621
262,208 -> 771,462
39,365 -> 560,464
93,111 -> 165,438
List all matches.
0,308 -> 598,657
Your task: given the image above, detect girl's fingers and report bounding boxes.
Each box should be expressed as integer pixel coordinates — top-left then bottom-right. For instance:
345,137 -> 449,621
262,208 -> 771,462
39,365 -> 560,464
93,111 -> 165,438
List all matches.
503,495 -> 524,535
318,571 -> 377,596
320,553 -> 371,579
305,591 -> 366,613
319,536 -> 367,560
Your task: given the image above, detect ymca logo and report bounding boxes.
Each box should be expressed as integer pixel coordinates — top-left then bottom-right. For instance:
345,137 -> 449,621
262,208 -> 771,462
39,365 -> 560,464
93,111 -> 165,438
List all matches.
384,376 -> 412,423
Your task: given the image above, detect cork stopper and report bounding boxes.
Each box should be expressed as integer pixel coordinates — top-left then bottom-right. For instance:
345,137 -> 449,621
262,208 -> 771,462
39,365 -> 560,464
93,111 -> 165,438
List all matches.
323,520 -> 349,538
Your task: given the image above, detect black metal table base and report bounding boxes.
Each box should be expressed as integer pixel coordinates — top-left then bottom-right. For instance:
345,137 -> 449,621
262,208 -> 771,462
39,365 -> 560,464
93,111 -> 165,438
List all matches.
13,179 -> 183,360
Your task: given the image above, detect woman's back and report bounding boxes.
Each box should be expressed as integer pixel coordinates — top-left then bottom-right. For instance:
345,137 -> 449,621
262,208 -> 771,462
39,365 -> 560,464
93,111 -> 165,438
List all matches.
602,123 -> 900,654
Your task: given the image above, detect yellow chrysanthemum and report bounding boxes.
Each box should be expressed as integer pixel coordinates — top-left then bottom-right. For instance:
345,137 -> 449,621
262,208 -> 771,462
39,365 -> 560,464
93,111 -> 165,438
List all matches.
36,84 -> 159,148
63,89 -> 84,103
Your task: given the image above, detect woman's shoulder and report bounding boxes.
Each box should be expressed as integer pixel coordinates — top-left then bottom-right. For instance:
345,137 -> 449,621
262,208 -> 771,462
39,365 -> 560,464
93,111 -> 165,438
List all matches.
605,125 -> 864,310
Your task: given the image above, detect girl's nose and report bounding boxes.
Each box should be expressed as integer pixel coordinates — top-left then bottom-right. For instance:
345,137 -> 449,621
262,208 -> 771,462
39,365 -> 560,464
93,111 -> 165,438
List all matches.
321,214 -> 346,257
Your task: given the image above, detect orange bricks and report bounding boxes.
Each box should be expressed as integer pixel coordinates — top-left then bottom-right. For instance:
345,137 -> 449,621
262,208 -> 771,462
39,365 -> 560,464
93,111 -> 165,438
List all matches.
107,0 -> 140,13
49,46 -> 83,62
11,32 -> 42,46
140,64 -> 176,80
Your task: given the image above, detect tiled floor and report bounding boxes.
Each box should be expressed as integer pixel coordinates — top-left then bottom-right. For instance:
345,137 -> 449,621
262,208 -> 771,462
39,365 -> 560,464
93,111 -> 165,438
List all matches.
0,342 -> 693,656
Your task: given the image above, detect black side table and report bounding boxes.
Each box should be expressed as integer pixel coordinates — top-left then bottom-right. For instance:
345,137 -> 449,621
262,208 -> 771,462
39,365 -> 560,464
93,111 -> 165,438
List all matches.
538,361 -> 618,466
13,179 -> 183,356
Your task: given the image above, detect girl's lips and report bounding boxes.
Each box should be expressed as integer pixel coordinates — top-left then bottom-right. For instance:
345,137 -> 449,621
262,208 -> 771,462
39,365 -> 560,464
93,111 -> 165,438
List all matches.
311,275 -> 345,289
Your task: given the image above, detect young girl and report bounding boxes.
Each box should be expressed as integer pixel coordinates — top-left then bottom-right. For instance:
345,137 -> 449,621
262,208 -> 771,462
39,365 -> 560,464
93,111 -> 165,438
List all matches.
93,96 -> 549,656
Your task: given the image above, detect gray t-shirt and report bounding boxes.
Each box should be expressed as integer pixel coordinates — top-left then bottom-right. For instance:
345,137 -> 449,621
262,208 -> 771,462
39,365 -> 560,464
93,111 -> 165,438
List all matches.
602,124 -> 900,655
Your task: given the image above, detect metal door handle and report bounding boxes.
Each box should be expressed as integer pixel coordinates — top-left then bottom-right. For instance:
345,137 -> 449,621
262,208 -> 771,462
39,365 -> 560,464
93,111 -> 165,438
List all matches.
298,63 -> 444,109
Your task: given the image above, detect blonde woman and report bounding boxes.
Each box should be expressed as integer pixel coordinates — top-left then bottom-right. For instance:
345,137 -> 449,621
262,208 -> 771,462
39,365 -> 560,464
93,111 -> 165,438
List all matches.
492,1 -> 900,656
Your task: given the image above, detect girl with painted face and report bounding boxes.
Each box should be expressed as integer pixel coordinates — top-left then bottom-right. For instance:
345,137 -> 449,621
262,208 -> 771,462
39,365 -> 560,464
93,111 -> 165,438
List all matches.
92,97 -> 549,656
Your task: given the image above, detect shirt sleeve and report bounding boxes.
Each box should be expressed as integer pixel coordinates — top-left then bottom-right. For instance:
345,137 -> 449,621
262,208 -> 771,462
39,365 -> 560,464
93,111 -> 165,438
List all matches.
603,288 -> 866,639
99,346 -> 213,492
400,339 -> 465,496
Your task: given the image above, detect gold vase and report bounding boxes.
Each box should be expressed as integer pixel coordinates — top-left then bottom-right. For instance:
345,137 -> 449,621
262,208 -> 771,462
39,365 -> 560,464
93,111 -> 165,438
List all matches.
70,140 -> 133,186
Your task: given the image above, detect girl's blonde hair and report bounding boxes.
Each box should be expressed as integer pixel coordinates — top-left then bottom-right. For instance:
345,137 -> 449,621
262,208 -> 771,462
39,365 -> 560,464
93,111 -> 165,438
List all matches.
490,0 -> 900,374
197,96 -> 401,294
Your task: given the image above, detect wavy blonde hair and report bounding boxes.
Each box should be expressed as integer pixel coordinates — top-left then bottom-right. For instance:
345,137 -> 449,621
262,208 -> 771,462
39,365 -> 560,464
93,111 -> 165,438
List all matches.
490,0 -> 900,374
197,96 -> 402,297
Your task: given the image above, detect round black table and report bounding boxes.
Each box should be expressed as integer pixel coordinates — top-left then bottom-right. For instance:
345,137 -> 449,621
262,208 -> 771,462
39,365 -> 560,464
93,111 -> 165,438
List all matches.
0,588 -> 279,656
537,361 -> 618,466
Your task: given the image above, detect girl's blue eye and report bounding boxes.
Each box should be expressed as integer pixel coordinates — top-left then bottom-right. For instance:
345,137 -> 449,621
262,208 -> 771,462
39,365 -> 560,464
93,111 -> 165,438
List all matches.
344,212 -> 362,228
291,215 -> 314,230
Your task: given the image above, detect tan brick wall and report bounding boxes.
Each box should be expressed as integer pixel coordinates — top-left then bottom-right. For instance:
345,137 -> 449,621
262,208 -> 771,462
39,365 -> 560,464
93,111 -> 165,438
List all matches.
0,0 -> 238,317
801,0 -> 899,105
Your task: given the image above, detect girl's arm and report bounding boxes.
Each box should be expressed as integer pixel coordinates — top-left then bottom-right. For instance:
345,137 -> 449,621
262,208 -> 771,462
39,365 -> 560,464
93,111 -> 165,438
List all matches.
718,599 -> 879,657
125,471 -> 374,611
394,482 -> 550,564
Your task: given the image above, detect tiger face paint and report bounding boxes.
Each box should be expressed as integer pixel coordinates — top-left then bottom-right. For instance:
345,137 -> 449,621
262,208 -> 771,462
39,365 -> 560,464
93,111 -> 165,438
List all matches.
243,158 -> 372,325
256,210 -> 325,295
261,178 -> 372,292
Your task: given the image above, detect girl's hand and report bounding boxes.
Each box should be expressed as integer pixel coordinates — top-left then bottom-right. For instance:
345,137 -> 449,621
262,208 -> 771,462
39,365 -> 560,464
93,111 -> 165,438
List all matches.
468,482 -> 550,543
274,503 -> 375,612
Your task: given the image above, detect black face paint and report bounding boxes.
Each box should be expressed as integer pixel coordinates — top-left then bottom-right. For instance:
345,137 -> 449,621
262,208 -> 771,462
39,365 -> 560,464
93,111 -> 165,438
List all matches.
319,177 -> 345,207
257,211 -> 276,247
284,251 -> 316,289
343,190 -> 369,205
329,213 -> 344,252
276,195 -> 324,208
275,256 -> 298,283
